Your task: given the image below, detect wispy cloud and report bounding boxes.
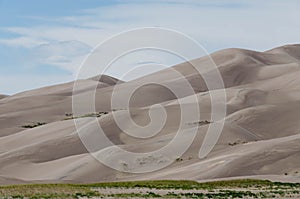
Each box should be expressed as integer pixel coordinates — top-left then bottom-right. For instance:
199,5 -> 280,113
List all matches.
31,40 -> 92,72
0,0 -> 299,94
0,36 -> 46,48
3,1 -> 299,50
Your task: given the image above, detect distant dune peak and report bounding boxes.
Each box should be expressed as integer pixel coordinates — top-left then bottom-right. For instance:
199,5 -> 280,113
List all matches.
89,74 -> 124,85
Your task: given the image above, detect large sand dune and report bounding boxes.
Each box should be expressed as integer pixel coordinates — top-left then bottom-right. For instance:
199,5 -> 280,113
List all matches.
0,95 -> 7,99
0,44 -> 300,184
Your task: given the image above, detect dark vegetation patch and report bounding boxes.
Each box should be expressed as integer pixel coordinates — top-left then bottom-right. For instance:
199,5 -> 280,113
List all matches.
63,112 -> 109,120
21,122 -> 47,129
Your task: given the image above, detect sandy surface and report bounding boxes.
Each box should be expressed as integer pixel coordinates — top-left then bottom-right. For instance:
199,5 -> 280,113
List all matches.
0,44 -> 300,184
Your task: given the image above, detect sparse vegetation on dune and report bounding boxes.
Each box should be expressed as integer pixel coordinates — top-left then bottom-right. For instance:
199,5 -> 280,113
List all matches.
186,120 -> 212,126
21,122 -> 47,129
63,112 -> 109,120
0,179 -> 299,198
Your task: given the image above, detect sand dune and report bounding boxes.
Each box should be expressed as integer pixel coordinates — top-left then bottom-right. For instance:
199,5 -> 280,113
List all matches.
0,95 -> 7,99
0,44 -> 300,184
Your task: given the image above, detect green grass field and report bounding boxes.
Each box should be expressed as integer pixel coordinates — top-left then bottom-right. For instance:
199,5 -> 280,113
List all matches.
0,179 -> 299,198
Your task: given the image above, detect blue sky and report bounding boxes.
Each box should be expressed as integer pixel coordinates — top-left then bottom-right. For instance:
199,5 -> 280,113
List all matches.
0,0 -> 299,94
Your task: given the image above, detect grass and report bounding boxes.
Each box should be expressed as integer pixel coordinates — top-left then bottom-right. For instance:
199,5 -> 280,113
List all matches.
0,184 -> 101,199
86,180 -> 200,190
108,192 -> 162,198
166,190 -> 258,198
0,179 -> 299,198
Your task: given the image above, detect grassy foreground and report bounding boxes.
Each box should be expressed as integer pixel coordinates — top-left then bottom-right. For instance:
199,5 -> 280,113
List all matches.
0,179 -> 299,198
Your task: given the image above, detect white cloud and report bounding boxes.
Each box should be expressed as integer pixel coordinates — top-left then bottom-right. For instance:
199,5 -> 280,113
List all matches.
1,0 -> 300,94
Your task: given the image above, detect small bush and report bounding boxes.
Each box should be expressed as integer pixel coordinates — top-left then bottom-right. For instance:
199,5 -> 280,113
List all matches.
22,122 -> 47,129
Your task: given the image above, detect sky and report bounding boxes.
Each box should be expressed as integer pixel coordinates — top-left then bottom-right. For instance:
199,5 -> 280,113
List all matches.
0,0 -> 299,94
